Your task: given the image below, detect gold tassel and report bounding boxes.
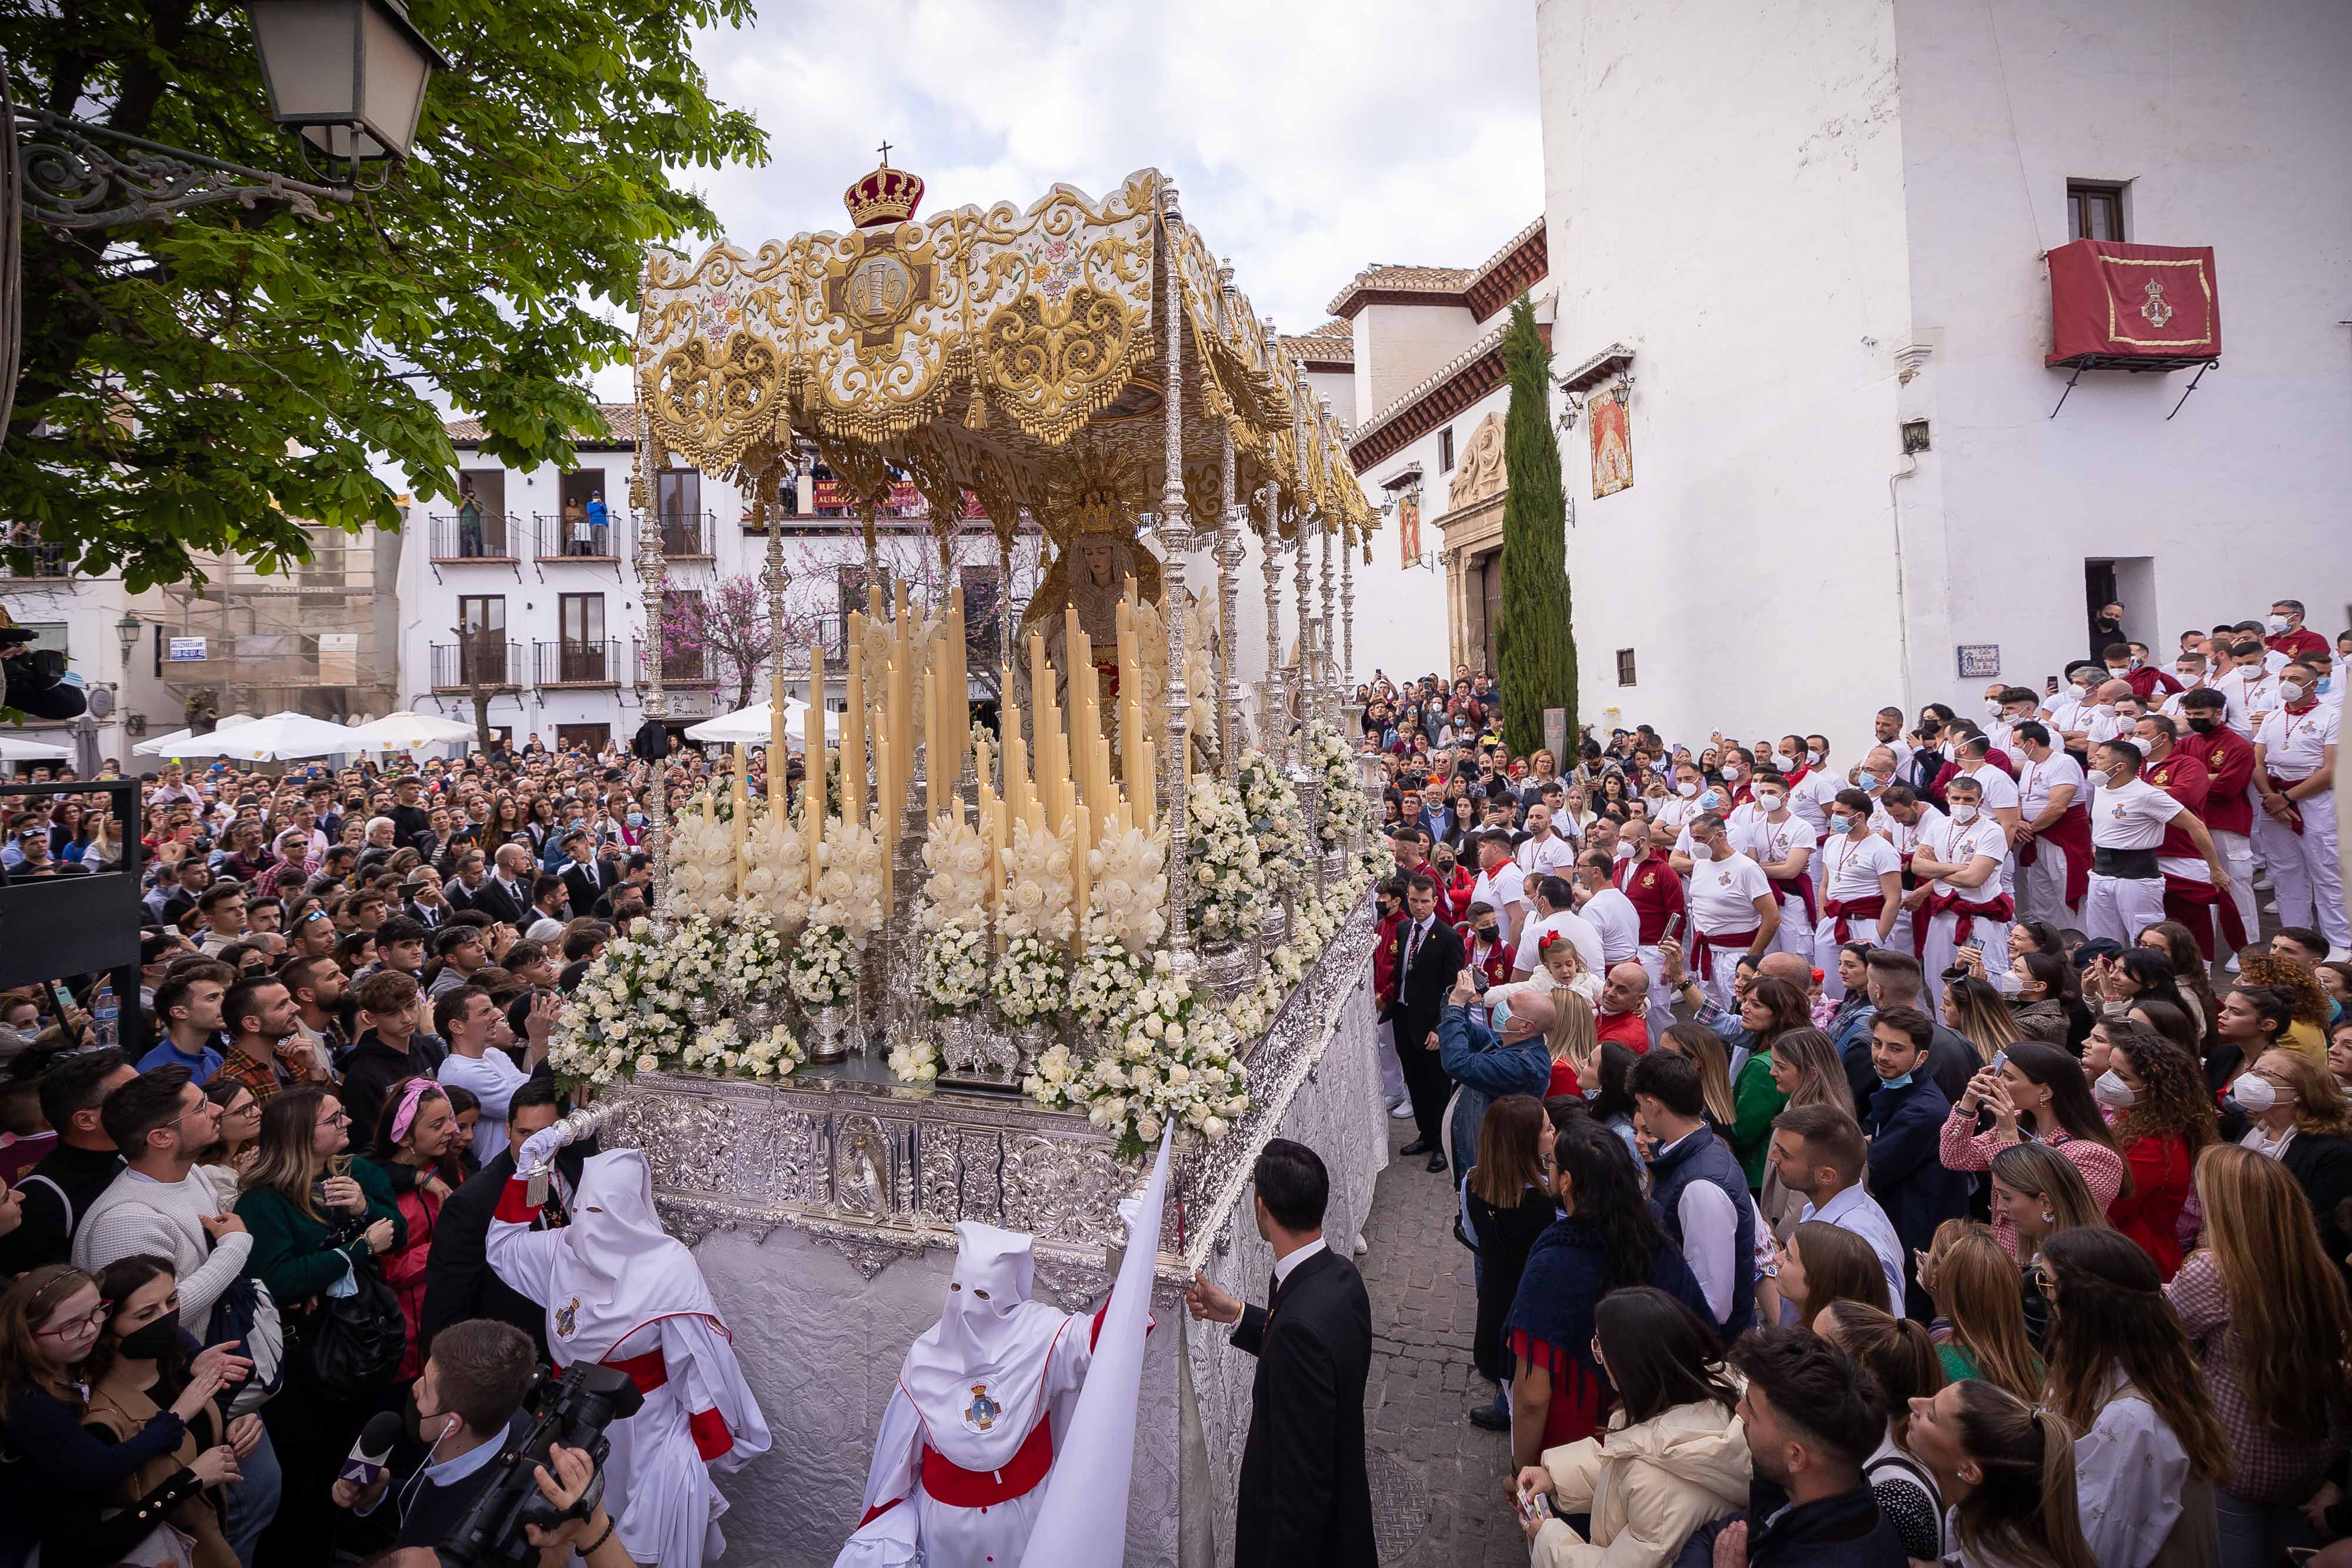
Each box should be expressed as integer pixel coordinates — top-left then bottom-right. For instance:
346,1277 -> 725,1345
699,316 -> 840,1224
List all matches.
964,383 -> 987,430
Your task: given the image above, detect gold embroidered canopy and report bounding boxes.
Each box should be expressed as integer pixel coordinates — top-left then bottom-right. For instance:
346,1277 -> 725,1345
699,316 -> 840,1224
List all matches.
632,164 -> 1374,554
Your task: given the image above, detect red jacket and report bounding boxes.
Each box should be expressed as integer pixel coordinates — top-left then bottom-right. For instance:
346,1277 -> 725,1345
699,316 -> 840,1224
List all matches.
2144,748 -> 2211,862
1598,1008 -> 1651,1054
2176,725 -> 2257,835
1432,863 -> 1476,925
2109,1131 -> 2192,1281
2267,626 -> 2329,663
2122,666 -> 2184,702
1465,938 -> 1512,988
1373,908 -> 1405,1005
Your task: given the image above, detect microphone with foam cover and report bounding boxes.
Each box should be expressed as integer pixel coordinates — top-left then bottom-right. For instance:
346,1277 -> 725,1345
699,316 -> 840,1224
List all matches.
340,1409 -> 405,1487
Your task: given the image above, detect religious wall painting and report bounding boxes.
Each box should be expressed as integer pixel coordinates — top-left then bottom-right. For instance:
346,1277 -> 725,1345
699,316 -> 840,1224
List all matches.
1396,490 -> 1421,570
1589,386 -> 1633,498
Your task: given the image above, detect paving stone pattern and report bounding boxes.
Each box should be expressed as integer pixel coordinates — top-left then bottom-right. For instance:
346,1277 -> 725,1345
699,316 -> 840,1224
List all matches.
1360,1119 -> 1529,1568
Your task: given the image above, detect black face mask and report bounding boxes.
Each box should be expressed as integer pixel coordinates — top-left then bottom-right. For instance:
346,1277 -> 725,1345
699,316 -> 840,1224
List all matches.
116,1309 -> 181,1361
1474,926 -> 1498,942
2187,716 -> 2221,735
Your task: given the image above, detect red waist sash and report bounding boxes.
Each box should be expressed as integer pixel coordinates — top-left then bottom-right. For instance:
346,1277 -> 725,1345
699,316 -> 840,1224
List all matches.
1769,874 -> 1819,928
2264,774 -> 2308,836
1694,928 -> 1759,979
1823,894 -> 1886,945
1914,892 -> 2015,959
920,1419 -> 1055,1508
2017,805 -> 2093,908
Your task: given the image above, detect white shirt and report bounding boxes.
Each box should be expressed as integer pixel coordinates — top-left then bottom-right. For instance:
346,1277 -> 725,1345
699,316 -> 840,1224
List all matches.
1872,802 -> 1946,863
1752,811 -> 1818,878
1272,1236 -> 1327,1289
2255,701 -> 2338,781
1920,811 -> 2010,897
2090,775 -> 2184,850
1471,860 -> 1527,925
2072,1381 -> 2193,1568
1800,1183 -> 1903,1317
2017,751 -> 2087,821
1514,831 -> 1579,899
1785,770 -> 1843,835
1512,907 -> 1606,978
1821,829 -> 1902,905
1577,886 -> 1642,963
2214,665 -> 2277,738
1958,763 -> 2020,811
1687,851 -> 1773,938
1656,1129 -> 1742,1325
439,1048 -> 532,1166
2084,708 -> 2132,747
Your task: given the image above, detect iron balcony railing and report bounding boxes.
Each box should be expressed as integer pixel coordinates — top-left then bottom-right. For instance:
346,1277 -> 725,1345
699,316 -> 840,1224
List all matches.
429,639 -> 521,691
425,513 -> 518,561
534,638 -> 620,687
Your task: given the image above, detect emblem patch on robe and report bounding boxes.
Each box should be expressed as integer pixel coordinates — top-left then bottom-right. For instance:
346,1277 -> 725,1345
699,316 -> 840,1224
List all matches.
963,1383 -> 1001,1433
557,1297 -> 579,1338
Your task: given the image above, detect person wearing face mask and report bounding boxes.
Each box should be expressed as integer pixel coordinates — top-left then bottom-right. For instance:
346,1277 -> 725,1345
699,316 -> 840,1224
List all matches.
1907,776 -> 2012,1007
2253,660 -> 2348,956
1815,789 -> 1901,1001
489,1145 -> 770,1568
2010,721 -> 2090,928
2264,597 -> 2330,663
1654,759 -> 1708,837
2083,738 -> 2227,952
2174,688 -> 2260,953
2093,1028 -> 2213,1281
2100,640 -> 2182,705
1679,813 -> 1779,1010
2213,636 -> 2280,739
1613,820 -> 1688,1027
330,1316 -> 542,1549
1746,770 -> 1820,961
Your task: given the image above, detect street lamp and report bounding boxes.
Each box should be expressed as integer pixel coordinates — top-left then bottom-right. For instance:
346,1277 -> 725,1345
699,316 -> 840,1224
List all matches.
115,612 -> 144,660
246,0 -> 450,182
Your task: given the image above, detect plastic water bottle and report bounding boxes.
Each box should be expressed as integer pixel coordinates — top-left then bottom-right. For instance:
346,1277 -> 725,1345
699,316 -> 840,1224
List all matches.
91,978 -> 119,1051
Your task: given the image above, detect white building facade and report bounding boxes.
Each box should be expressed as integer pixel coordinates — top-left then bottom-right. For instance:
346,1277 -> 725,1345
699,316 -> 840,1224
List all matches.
393,407 -> 1035,751
1535,0 -> 2352,756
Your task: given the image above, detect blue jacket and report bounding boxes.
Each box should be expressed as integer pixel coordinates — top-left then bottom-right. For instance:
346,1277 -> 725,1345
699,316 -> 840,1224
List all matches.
1648,1125 -> 1758,1339
1438,1001 -> 1551,1173
1860,1075 -> 1971,1307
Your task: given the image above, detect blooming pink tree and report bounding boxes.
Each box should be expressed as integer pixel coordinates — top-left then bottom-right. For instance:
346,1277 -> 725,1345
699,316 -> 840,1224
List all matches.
660,574 -> 825,713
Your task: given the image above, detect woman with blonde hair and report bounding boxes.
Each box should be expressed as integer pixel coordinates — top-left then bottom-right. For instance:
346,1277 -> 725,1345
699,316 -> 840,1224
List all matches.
1942,974 -> 2024,1065
1918,1220 -> 2043,1402
2227,1045 -> 2352,1286
1657,1023 -> 1736,1129
2167,1145 -> 2352,1567
1907,1378 -> 2101,1568
1758,1028 -> 1854,1241
1775,1219 -> 1887,1325
2234,948 -> 2330,1064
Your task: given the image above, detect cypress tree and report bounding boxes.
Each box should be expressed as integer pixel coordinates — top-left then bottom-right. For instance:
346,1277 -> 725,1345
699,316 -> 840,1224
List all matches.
1496,293 -> 1578,756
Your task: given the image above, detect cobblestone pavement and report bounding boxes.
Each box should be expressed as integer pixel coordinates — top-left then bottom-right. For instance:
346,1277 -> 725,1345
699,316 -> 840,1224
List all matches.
1360,1116 -> 1529,1568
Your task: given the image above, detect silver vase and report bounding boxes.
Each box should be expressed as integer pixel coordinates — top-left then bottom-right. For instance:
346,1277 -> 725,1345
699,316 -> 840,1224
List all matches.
1010,1019 -> 1055,1077
1257,902 -> 1289,952
1198,940 -> 1257,1008
805,1001 -> 849,1064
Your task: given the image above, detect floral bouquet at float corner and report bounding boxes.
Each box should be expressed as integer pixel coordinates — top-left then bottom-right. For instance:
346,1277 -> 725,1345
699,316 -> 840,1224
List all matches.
1237,747 -> 1309,894
916,918 -> 988,1017
1306,721 -> 1364,850
789,919 -> 857,1009
918,813 -> 995,931
991,931 -> 1068,1028
678,1014 -> 803,1080
1187,774 -> 1267,947
549,914 -> 727,1087
664,793 -> 742,922
1027,951 -> 1251,1160
1086,820 -> 1169,952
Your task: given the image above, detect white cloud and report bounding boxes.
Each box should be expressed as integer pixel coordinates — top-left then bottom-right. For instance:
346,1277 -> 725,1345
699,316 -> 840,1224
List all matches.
592,0 -> 1541,399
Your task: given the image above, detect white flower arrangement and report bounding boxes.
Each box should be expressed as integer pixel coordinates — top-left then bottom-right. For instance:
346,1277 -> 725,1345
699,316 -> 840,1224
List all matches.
991,931 -> 1068,1026
789,918 -> 857,1008
812,817 -> 887,941
1068,931 -> 1150,1037
1086,823 -> 1168,953
664,798 -> 740,921
741,811 -> 810,930
1307,722 -> 1366,850
999,815 -> 1077,945
1187,774 -> 1266,946
888,1037 -> 939,1084
1238,748 -> 1309,895
549,915 -> 753,1087
920,812 -> 996,931
676,1015 -> 804,1079
916,918 -> 988,1015
724,906 -> 788,1002
1291,888 -> 1345,960
1225,967 -> 1284,1042
1027,951 -> 1252,1159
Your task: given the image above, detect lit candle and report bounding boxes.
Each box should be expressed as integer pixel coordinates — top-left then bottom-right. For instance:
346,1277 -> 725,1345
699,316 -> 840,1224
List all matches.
843,614 -> 866,828
730,744 -> 749,898
876,727 -> 895,917
806,638 -> 826,893
924,634 -> 943,824
769,668 -> 787,806
1140,736 -> 1157,830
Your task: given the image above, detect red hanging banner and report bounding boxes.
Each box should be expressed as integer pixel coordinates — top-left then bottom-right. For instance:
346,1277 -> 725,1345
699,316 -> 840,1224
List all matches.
2046,239 -> 2220,367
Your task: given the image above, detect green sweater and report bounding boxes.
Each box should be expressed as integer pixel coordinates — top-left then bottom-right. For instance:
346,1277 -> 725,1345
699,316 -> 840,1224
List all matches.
1729,1051 -> 1789,1189
238,1159 -> 404,1307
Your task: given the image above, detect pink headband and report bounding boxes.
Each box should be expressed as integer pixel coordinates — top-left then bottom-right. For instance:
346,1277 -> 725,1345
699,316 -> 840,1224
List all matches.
390,1078 -> 440,1145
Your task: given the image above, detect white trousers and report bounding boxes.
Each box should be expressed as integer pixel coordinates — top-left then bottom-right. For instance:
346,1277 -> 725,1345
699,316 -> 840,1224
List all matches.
1773,892 -> 1814,958
2017,843 -> 2077,928
2082,872 -> 2168,950
1919,912 -> 2010,1011
2254,789 -> 2349,949
1638,945 -> 1675,1044
1375,1018 -> 1408,1105
1813,915 -> 1897,1002
2211,828 -> 2260,945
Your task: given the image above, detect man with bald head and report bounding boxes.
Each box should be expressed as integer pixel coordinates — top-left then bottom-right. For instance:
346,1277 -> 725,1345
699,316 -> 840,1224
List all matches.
1596,960 -> 1653,1051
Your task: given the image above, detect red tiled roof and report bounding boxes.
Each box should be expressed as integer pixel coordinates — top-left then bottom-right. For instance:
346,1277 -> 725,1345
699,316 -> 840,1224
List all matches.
1324,218 -> 1546,322
445,404 -> 639,447
1282,320 -> 1356,365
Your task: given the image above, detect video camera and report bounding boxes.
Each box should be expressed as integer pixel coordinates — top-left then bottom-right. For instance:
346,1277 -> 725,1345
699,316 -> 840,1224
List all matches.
437,1362 -> 643,1567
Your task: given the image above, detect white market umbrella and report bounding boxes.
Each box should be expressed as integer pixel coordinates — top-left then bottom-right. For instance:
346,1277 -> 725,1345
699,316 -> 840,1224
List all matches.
684,698 -> 813,747
168,710 -> 357,761
132,726 -> 197,757
0,733 -> 73,761
342,710 -> 479,750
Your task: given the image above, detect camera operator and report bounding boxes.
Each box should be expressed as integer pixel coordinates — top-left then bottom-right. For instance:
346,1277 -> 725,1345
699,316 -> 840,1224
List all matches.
0,610 -> 86,721
333,1318 -> 537,1548
360,1445 -> 634,1568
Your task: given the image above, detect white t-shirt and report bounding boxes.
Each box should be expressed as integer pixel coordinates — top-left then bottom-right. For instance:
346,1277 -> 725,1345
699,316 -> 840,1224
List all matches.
1577,886 -> 1642,963
2214,666 -> 2277,738
1870,802 -> 1947,862
2255,703 -> 2339,782
1820,830 -> 1903,905
1786,770 -> 1843,835
1957,764 -> 2020,812
2017,751 -> 2087,821
439,1048 -> 531,1166
1752,812 -> 1819,878
1512,907 -> 1606,978
1688,851 -> 1773,938
2090,777 -> 2184,851
1514,832 -> 1579,895
1919,813 -> 2010,897
1472,859 -> 1528,924
2084,709 -> 2132,748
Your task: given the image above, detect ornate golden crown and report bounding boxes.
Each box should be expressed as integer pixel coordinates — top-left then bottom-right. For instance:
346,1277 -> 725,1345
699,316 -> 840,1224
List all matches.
843,151 -> 925,230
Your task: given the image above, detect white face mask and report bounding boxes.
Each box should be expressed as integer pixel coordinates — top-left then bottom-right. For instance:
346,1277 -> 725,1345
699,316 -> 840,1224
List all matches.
1757,792 -> 1785,813
2231,1074 -> 2280,1114
1676,780 -> 1699,798
2086,768 -> 2112,790
1950,804 -> 1979,824
2092,1069 -> 2138,1109
1994,968 -> 2026,997
1690,842 -> 1716,863
1805,750 -> 1822,765
1983,699 -> 2004,718
2268,614 -> 2292,634
1722,763 -> 1743,781
2280,681 -> 2308,704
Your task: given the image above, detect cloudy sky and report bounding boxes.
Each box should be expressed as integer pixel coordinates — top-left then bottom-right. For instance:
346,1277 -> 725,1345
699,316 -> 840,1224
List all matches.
588,0 -> 1543,399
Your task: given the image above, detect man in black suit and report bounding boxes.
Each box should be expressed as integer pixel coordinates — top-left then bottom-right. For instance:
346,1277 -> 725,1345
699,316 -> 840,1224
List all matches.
1185,1139 -> 1375,1568
1381,871 -> 1464,1171
556,828 -> 613,919
420,1078 -> 583,1359
466,842 -> 534,928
